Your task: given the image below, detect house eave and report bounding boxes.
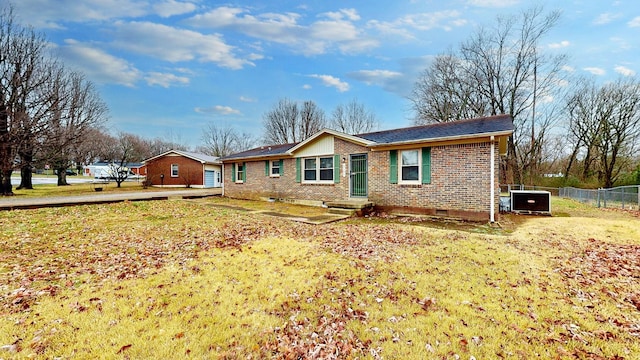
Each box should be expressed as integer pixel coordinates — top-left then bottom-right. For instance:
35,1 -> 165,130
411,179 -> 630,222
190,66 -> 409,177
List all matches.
221,154 -> 292,163
368,130 -> 513,150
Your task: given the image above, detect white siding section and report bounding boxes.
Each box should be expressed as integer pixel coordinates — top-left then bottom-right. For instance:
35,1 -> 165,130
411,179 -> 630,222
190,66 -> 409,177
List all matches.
294,135 -> 334,157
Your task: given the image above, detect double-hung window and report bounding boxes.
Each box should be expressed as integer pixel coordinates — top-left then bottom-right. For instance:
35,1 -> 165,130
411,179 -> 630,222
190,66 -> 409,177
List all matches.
400,150 -> 420,183
303,156 -> 333,183
235,163 -> 244,183
270,160 -> 281,177
390,148 -> 431,185
171,164 -> 179,177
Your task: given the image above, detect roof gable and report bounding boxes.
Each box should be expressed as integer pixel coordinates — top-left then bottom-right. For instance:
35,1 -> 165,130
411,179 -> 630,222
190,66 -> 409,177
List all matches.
287,129 -> 374,154
143,149 -> 220,164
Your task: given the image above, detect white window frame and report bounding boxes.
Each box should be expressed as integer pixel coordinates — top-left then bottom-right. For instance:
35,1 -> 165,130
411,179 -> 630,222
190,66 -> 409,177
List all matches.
170,164 -> 179,177
235,163 -> 244,183
302,156 -> 333,184
270,160 -> 280,177
399,149 -> 421,185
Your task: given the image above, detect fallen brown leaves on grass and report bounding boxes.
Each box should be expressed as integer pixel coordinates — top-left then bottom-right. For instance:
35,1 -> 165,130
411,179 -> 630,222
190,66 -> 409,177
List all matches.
1,203 -> 419,315
560,237 -> 640,336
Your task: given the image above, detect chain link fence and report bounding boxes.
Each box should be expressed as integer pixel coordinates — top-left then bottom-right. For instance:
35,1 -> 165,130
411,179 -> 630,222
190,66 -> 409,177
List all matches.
559,185 -> 640,209
500,184 -> 559,196
500,184 -> 640,210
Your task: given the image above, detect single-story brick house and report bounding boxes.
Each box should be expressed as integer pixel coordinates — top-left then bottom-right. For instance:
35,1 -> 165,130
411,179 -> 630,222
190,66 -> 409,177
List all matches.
220,115 -> 513,221
143,150 -> 222,188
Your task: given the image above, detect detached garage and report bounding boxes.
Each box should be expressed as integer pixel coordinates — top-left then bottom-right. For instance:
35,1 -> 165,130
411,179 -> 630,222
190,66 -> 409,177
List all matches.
143,150 -> 221,188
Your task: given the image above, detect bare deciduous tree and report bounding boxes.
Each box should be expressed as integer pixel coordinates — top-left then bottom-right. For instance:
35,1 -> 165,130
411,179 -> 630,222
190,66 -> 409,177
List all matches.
0,5 -> 53,194
409,6 -> 567,184
263,98 -> 326,144
299,100 -> 326,138
1,5 -> 109,192
101,132 -> 148,187
565,77 -> 640,187
410,53 -> 487,124
201,123 -> 245,157
329,99 -> 379,134
43,71 -> 108,186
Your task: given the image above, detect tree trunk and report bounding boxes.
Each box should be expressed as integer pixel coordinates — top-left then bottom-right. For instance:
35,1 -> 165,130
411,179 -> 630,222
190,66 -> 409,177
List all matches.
57,170 -> 69,186
17,165 -> 33,190
0,170 -> 12,195
0,102 -> 13,196
17,150 -> 34,190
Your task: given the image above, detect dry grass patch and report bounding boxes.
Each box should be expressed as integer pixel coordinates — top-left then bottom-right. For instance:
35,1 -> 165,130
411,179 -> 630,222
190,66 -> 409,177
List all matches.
10,180 -> 156,198
0,197 -> 639,359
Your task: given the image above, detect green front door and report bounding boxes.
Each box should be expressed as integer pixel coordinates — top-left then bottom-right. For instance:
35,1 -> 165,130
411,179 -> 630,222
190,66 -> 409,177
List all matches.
350,154 -> 368,197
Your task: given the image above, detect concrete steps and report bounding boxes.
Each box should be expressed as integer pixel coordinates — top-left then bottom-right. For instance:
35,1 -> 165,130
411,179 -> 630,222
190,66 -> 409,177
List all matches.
325,200 -> 374,217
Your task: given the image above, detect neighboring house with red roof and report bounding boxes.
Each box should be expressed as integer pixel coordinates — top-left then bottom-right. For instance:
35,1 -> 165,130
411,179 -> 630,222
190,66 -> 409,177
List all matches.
220,115 -> 513,222
143,150 -> 221,188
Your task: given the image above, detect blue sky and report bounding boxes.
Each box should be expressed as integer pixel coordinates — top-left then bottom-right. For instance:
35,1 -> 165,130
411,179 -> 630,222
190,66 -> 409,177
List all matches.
10,0 -> 640,147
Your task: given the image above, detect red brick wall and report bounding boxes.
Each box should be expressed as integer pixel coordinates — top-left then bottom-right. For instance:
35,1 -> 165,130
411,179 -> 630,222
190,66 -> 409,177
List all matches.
223,139 -> 368,202
146,155 -> 203,187
368,142 -> 499,221
223,138 -> 500,221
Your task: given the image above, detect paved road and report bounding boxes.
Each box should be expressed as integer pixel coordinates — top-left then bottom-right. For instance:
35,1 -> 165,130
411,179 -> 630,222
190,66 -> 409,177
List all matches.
0,188 -> 222,210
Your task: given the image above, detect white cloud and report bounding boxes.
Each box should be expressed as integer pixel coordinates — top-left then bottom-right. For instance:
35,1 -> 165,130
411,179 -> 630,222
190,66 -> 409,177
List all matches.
583,67 -> 606,76
593,12 -> 622,25
308,74 -> 349,92
153,0 -> 197,17
14,0 -> 149,27
548,40 -> 570,49
367,10 -> 467,39
55,39 -> 141,86
111,21 -> 251,69
347,70 -> 402,86
186,6 -> 377,56
629,16 -> 640,27
239,96 -> 256,102
302,84 -> 312,90
145,72 -> 190,87
467,0 -> 520,7
194,105 -> 241,115
321,8 -> 360,21
347,56 -> 432,97
561,65 -> 575,72
614,65 -> 636,76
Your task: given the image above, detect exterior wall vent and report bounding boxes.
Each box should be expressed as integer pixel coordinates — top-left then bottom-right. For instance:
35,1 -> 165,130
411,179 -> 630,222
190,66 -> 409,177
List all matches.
510,190 -> 551,215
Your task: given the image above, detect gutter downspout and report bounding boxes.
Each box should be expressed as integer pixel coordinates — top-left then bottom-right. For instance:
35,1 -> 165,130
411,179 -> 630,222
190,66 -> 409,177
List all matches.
490,136 -> 495,223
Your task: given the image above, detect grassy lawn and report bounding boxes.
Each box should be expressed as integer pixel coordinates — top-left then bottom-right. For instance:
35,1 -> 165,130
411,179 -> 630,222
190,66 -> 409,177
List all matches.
9,179 -> 156,198
0,197 -> 639,359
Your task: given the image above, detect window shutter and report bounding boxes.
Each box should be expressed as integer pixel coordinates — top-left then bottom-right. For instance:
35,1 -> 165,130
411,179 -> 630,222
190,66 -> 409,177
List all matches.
265,161 -> 269,176
333,155 -> 340,184
242,162 -> 247,182
422,147 -> 431,184
295,158 -> 301,183
279,159 -> 284,175
231,163 -> 236,182
389,150 -> 398,184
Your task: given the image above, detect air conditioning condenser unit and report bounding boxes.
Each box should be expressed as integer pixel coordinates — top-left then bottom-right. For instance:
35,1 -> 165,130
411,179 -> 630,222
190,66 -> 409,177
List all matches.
510,190 -> 551,215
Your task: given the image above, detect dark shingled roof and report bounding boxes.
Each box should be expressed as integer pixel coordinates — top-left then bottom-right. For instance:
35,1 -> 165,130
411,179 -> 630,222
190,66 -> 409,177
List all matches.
221,115 -> 513,161
357,114 -> 513,145
220,142 -> 297,161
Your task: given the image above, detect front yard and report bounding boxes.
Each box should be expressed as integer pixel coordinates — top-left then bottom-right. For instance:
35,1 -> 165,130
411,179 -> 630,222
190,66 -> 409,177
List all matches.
0,197 -> 638,359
